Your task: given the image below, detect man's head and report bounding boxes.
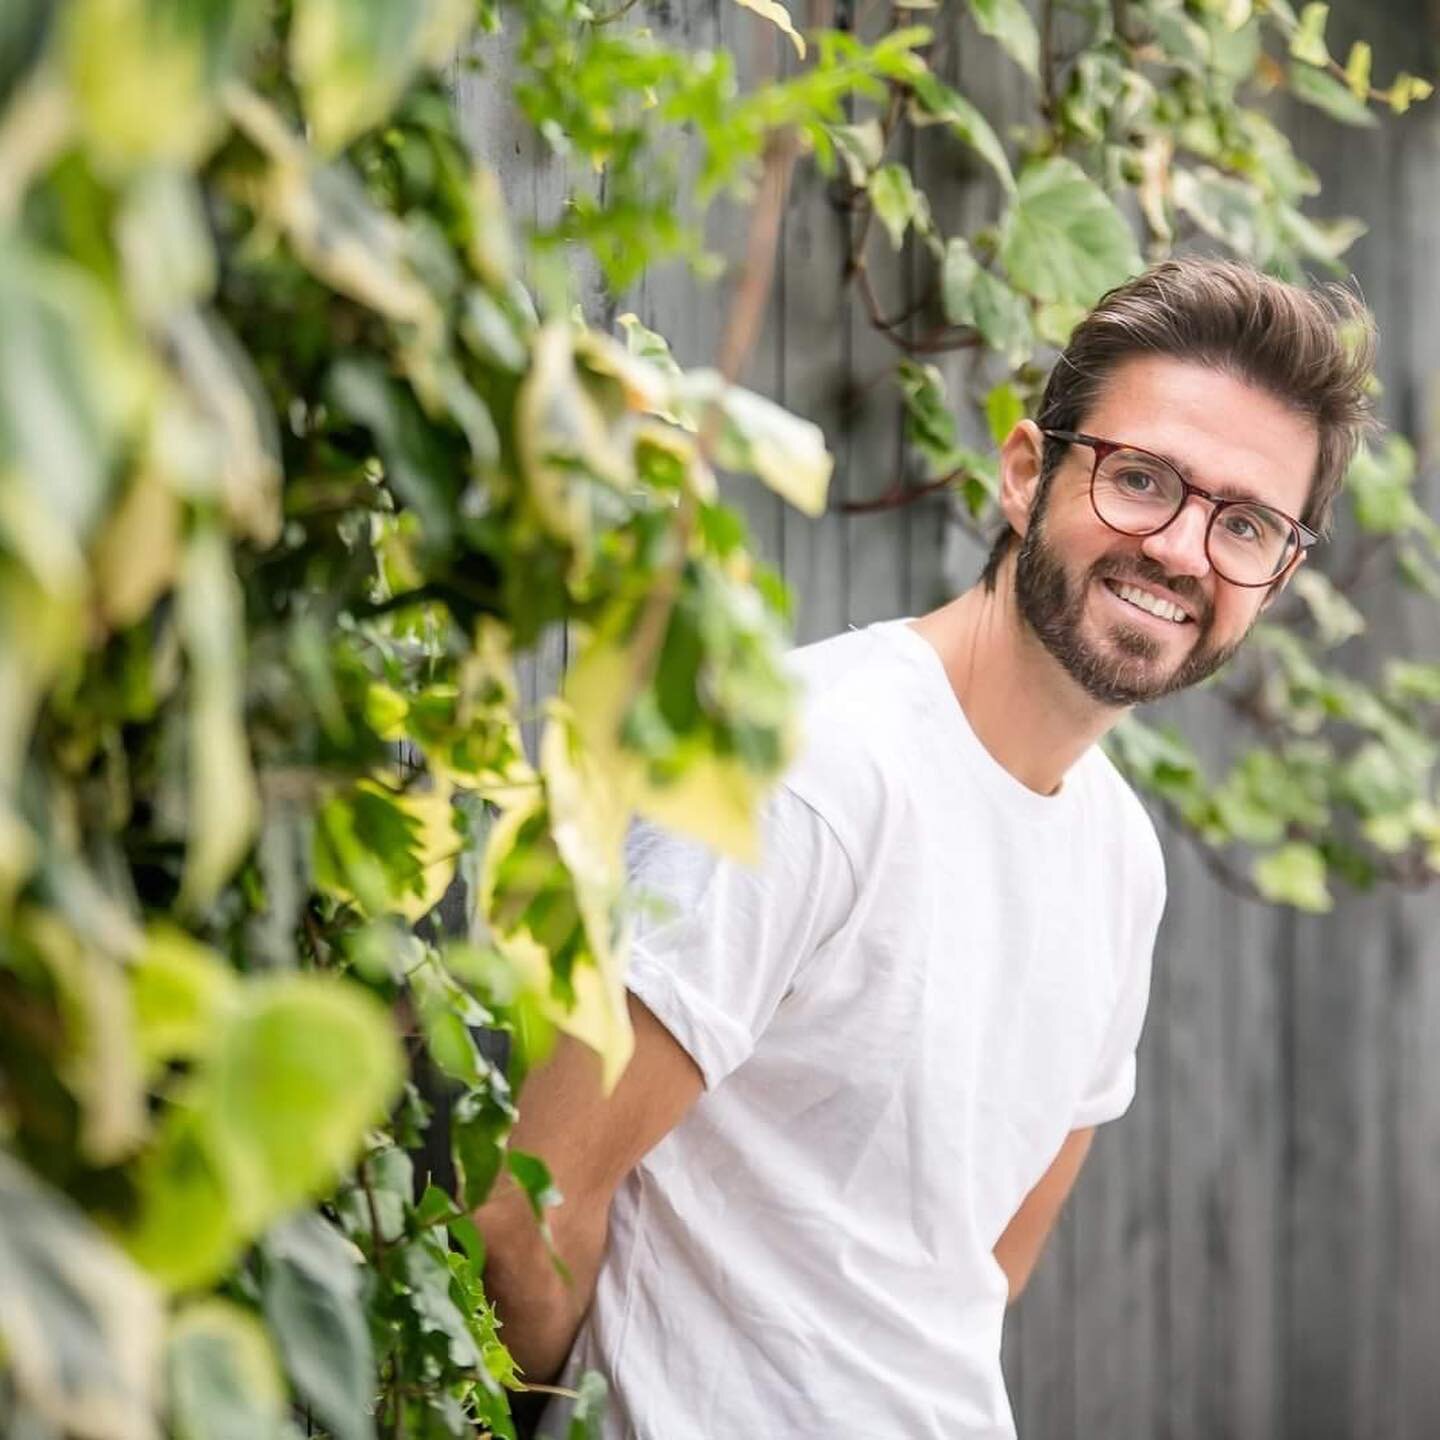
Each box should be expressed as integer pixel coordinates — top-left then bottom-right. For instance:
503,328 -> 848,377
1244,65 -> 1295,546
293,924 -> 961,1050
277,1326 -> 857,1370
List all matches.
982,257 -> 1376,707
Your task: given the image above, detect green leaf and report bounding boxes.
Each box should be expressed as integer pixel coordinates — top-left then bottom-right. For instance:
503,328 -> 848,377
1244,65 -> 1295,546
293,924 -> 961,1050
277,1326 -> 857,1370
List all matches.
328,359 -> 461,554
261,1213 -> 377,1440
566,1371 -> 609,1440
128,926 -> 239,1077
907,73 -> 1015,193
127,1109 -> 241,1291
1171,166 -> 1266,255
291,0 -> 474,153
1288,62 -> 1379,127
868,162 -> 929,249
167,1298 -> 291,1440
825,119 -> 886,186
1000,157 -> 1142,307
398,1237 -> 481,1367
506,1149 -> 562,1224
941,240 -> 1033,365
0,1150 -> 164,1440
1254,841 -> 1333,912
966,0 -> 1039,78
1347,435 -> 1420,533
984,381 -> 1025,448
451,1082 -> 515,1210
205,975 -> 404,1226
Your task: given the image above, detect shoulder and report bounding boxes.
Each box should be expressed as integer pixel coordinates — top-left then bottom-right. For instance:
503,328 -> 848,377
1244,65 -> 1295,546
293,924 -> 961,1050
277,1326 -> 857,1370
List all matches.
781,624 -> 924,851
1077,744 -> 1168,911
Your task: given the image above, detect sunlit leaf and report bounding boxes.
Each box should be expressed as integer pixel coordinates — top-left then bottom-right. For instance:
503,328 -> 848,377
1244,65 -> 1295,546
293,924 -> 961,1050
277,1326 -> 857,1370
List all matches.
908,71 -> 1015,193
128,926 -> 238,1079
732,0 -> 806,59
1254,841 -> 1333,912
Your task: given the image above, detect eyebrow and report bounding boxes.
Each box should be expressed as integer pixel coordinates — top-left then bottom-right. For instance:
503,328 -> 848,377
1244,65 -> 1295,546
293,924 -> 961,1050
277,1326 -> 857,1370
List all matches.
1149,446 -> 1275,508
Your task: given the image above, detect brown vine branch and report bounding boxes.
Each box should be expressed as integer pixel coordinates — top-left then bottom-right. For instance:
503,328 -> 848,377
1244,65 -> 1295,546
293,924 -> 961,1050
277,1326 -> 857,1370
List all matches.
840,466 -> 971,514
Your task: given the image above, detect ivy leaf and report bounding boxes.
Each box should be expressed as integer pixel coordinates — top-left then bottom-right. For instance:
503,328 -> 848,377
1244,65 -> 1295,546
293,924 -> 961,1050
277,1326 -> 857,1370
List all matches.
907,72 -> 1015,194
868,162 -> 930,249
1172,166 -> 1266,255
1253,841 -> 1333,912
940,240 -> 1033,366
966,0 -> 1039,78
398,1237 -> 482,1368
824,119 -> 886,187
1347,435 -> 1420,533
167,1298 -> 291,1440
1000,157 -> 1142,307
1288,62 -> 1379,127
261,1213 -> 376,1440
0,1153 -> 164,1439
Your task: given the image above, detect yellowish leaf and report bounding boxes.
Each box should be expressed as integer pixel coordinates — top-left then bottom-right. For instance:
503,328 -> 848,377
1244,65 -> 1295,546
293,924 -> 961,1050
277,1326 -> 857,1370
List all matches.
733,0 -> 807,58
93,469 -> 181,630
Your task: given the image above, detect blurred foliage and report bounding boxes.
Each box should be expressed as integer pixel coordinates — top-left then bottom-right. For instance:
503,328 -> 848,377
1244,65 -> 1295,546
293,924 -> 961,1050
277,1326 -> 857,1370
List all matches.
0,0 -> 1435,1437
0,0 -> 841,1434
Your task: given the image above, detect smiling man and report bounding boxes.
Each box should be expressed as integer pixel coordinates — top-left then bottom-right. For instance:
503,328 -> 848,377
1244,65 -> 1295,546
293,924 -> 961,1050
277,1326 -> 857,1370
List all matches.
478,259 -> 1375,1439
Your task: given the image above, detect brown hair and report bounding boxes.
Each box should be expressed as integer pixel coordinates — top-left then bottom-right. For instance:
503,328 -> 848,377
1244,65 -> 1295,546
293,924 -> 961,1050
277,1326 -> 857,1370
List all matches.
979,257 -> 1377,591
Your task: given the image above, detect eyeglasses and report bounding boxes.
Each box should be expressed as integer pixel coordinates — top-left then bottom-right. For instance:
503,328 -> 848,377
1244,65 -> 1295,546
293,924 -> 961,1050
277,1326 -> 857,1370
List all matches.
1041,429 -> 1319,588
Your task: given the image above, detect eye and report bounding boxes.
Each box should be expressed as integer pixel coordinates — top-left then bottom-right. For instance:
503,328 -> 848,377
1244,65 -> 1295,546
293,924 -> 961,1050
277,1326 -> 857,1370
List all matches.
1219,507 -> 1266,544
1115,467 -> 1157,494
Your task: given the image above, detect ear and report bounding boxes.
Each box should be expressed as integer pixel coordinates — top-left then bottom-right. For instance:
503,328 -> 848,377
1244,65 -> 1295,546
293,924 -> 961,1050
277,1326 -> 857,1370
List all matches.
998,420 -> 1047,540
1260,547 -> 1307,609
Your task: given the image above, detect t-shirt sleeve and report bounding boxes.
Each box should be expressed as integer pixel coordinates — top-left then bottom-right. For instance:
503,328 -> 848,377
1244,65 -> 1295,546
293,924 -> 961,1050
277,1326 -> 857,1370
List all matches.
1071,820 -> 1166,1129
622,784 -> 856,1090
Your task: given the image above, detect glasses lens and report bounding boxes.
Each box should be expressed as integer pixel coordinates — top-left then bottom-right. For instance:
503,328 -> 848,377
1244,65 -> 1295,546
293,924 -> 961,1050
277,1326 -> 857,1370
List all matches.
1207,502 -> 1298,585
1091,449 -> 1184,533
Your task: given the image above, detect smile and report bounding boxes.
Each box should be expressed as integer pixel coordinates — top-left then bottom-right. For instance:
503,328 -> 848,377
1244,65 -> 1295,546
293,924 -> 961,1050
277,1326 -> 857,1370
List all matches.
1101,578 -> 1193,625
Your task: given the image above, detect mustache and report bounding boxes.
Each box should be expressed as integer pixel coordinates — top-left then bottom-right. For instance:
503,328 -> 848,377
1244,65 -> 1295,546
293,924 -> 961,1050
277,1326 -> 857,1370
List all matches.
1093,555 -> 1212,626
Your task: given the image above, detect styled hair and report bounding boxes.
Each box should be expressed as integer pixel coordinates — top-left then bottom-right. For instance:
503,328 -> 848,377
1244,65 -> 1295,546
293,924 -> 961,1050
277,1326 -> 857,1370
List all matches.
979,257 -> 1377,591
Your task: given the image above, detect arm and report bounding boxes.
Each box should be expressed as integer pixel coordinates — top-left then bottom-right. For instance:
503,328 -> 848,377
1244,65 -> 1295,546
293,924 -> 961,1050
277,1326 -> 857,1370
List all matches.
992,1126 -> 1094,1303
474,992 -> 704,1383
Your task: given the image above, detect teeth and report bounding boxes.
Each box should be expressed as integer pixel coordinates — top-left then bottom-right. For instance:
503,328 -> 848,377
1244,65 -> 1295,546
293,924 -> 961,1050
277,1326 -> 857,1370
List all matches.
1114,582 -> 1188,623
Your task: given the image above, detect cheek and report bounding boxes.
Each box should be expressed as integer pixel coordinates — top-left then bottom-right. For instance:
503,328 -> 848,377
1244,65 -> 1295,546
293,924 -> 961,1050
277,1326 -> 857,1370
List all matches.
1209,590 -> 1265,642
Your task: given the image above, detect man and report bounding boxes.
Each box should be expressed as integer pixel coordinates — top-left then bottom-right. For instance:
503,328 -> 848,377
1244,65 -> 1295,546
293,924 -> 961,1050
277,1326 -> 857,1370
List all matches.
477,258 -> 1375,1437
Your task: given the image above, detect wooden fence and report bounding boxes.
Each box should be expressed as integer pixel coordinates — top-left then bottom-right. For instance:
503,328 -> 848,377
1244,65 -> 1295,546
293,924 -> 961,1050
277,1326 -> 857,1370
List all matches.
459,0 -> 1440,1433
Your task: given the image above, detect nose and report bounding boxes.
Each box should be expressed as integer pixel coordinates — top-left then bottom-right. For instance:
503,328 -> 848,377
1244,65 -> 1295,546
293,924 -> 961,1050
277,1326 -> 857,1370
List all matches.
1139,493 -> 1213,579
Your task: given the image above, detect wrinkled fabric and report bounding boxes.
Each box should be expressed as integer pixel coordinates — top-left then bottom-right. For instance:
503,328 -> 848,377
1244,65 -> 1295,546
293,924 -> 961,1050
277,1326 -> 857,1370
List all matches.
542,619 -> 1165,1439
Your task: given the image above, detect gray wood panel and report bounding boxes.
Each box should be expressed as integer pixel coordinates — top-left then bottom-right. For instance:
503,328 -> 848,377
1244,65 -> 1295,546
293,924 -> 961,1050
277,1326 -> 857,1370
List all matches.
460,0 -> 1440,1432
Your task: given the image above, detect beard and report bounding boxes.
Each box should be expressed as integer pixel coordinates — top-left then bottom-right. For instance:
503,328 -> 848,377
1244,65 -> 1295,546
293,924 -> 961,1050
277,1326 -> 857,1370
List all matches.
1013,504 -> 1246,707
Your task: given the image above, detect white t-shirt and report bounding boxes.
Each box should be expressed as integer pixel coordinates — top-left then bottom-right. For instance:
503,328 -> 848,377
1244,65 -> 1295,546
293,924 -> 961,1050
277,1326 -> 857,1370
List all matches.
542,619 -> 1165,1439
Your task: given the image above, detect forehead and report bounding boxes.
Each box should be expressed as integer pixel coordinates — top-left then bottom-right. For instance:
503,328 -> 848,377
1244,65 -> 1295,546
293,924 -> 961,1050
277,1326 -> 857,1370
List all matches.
1079,355 -> 1319,516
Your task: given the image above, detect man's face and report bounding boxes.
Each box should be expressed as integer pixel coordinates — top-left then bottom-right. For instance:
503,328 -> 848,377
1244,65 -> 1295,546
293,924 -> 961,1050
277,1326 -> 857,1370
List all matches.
1008,356 -> 1319,708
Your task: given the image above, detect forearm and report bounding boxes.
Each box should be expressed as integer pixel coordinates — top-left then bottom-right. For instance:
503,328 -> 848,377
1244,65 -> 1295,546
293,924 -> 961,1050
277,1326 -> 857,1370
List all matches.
478,1182 -> 611,1384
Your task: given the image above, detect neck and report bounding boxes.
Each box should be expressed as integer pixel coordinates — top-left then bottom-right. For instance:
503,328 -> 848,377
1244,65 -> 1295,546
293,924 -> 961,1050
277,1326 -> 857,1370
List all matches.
909,561 -> 1123,796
